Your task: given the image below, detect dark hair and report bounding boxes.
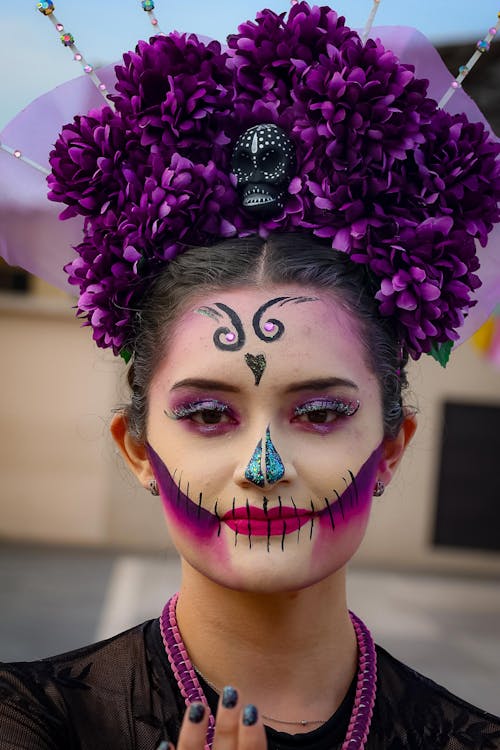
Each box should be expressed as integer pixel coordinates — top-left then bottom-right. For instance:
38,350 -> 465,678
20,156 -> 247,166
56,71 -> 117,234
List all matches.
125,233 -> 409,442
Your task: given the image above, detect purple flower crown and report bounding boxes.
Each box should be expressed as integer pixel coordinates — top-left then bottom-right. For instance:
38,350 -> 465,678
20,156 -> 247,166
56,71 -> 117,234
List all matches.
47,2 -> 500,362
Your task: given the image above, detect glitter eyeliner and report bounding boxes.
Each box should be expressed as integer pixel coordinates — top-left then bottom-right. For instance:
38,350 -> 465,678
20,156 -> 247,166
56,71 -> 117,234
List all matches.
165,400 -> 230,420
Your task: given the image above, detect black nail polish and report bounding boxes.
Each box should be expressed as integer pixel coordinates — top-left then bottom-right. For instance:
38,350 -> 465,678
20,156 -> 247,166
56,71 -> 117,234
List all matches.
242,705 -> 258,726
189,703 -> 205,723
222,686 -> 238,709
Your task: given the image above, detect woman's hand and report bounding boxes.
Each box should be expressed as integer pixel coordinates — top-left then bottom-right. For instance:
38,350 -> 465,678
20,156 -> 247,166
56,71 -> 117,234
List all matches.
165,687 -> 267,750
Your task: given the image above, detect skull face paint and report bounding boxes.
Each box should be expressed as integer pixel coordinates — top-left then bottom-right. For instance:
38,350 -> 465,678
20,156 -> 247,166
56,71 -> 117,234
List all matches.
147,435 -> 382,589
145,285 -> 389,592
231,124 -> 296,217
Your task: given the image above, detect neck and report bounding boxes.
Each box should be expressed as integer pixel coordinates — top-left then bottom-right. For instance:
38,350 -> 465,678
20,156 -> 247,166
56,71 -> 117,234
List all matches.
175,561 -> 357,730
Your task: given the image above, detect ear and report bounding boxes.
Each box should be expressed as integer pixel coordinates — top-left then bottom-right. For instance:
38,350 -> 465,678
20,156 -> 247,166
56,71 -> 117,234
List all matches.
110,413 -> 152,489
377,412 -> 418,487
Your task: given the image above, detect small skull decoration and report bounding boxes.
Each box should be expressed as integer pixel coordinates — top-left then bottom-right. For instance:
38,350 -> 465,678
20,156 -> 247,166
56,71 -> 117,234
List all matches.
231,124 -> 296,217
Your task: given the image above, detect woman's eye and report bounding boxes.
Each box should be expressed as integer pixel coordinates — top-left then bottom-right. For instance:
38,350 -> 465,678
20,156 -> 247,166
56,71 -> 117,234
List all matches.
302,409 -> 337,424
295,408 -> 338,424
293,399 -> 360,426
165,400 -> 237,429
191,409 -> 230,425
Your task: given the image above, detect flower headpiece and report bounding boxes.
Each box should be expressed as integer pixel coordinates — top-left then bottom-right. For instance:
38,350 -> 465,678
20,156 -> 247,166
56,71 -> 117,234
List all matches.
3,2 -> 500,365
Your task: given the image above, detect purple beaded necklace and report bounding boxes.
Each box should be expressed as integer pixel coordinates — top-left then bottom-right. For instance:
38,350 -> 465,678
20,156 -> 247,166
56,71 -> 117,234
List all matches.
160,593 -> 377,750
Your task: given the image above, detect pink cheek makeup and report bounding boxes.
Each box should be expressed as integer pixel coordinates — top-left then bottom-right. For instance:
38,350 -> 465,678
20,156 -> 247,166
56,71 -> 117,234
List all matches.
316,443 -> 383,540
146,444 -> 220,542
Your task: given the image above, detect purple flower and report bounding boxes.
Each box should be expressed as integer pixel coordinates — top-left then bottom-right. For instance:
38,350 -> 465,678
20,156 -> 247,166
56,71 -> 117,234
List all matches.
48,2 -> 500,360
369,221 -> 481,357
65,153 -> 243,354
112,33 -> 234,165
48,107 -> 129,220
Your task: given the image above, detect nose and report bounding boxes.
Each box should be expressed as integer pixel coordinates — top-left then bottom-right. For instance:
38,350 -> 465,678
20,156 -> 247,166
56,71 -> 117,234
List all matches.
239,426 -> 289,488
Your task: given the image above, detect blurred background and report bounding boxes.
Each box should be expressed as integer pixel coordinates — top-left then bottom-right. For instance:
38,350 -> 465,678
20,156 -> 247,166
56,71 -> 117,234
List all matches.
1,0 -> 499,715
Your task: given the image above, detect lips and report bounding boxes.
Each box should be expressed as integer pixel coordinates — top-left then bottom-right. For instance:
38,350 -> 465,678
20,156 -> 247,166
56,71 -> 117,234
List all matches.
221,505 -> 314,536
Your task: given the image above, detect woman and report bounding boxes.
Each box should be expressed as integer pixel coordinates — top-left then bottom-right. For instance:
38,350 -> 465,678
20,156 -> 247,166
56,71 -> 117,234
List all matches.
1,3 -> 500,748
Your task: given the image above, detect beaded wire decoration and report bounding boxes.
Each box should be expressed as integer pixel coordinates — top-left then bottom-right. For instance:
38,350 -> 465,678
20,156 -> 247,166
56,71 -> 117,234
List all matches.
0,1 -> 499,368
36,1 -> 112,105
439,13 -> 500,108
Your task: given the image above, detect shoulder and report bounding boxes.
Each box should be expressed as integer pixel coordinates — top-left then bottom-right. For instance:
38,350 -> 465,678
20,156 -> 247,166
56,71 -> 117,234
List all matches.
372,645 -> 500,749
1,618 -> 152,694
0,619 -> 168,749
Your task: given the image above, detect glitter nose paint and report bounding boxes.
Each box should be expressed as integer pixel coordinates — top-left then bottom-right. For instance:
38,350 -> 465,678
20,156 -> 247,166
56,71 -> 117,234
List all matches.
244,426 -> 285,487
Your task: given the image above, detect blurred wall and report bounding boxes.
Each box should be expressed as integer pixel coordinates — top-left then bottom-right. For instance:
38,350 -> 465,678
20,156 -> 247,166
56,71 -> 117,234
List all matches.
1,291 -> 499,575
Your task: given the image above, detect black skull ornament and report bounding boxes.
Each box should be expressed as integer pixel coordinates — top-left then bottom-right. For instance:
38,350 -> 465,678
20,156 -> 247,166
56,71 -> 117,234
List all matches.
231,124 -> 296,217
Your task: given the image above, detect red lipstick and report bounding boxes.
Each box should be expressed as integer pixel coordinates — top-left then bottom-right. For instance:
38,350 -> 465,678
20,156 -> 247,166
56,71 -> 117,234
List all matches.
221,505 -> 313,536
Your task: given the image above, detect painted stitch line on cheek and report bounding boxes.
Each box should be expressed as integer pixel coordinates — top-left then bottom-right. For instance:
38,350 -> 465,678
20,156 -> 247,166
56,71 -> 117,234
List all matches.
316,445 -> 383,543
146,444 -> 219,542
324,497 -> 335,530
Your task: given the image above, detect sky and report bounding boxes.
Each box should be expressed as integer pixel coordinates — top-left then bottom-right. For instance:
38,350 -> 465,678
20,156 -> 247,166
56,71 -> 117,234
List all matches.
1,0 -> 499,129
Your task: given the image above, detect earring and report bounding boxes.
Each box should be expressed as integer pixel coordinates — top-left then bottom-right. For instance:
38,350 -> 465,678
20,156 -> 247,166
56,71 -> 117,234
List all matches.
373,480 -> 385,497
148,479 -> 160,496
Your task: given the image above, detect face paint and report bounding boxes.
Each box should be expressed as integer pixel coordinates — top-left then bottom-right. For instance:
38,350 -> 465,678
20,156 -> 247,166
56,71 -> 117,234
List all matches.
196,303 -> 246,351
244,353 -> 267,385
264,426 -> 285,484
244,438 -> 265,487
146,444 -> 219,541
196,296 -> 319,353
220,445 -> 381,547
313,444 -> 383,553
244,426 -> 285,487
252,296 -> 319,343
293,398 -> 360,419
222,503 -> 313,537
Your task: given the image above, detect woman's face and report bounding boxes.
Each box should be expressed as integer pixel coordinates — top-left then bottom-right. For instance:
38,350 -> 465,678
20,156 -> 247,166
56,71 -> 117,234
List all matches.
145,285 -> 387,592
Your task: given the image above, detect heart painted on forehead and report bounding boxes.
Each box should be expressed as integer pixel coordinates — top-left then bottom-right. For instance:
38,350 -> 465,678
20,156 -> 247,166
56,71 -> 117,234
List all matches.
245,353 -> 267,386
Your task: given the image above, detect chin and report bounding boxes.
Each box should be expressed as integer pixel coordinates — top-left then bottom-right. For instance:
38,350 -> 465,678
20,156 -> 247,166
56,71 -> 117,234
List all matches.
181,535 -> 362,594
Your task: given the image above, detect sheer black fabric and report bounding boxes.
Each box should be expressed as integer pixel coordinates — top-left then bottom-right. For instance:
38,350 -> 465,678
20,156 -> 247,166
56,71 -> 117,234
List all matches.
1,619 -> 499,749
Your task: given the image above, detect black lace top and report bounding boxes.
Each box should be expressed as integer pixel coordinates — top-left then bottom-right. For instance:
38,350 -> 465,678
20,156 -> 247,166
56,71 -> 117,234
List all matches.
1,619 -> 499,750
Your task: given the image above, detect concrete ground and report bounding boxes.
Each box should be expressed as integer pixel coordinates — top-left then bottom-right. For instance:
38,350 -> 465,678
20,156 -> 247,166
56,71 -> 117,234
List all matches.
0,543 -> 498,716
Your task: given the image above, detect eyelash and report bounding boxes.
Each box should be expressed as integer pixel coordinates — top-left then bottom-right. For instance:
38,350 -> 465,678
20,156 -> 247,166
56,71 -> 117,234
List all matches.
165,397 -> 359,435
165,400 -> 237,433
293,399 -> 360,419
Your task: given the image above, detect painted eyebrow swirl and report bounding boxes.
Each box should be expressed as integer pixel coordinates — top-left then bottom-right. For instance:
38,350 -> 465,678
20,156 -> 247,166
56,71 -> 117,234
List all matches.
252,296 -> 319,343
197,303 -> 246,351
196,296 -> 319,353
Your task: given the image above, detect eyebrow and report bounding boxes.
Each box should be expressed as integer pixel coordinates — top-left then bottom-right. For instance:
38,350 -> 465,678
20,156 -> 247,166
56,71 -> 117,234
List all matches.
170,378 -> 240,393
170,377 -> 358,393
285,377 -> 359,393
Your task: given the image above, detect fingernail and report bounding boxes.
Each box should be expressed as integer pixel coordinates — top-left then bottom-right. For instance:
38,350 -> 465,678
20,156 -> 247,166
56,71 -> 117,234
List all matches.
156,743 -> 169,750
188,703 -> 205,723
222,686 -> 238,709
242,704 -> 258,726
